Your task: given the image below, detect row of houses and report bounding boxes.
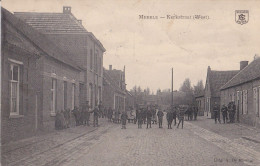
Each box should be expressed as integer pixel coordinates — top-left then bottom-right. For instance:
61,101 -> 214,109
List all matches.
1,7 -> 133,144
195,58 -> 260,128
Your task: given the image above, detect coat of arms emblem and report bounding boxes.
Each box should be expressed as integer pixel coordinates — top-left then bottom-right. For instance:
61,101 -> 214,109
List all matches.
235,10 -> 249,25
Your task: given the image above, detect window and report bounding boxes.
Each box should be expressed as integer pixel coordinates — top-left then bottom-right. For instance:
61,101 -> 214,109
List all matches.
10,63 -> 20,115
90,49 -> 93,70
258,87 -> 260,117
253,87 -> 258,117
51,78 -> 57,115
72,83 -> 75,109
98,86 -> 102,104
95,51 -> 98,72
64,81 -> 68,110
236,91 -> 240,114
89,84 -> 93,109
243,90 -> 248,114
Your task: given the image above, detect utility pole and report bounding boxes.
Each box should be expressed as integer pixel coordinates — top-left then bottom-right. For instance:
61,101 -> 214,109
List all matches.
171,68 -> 173,108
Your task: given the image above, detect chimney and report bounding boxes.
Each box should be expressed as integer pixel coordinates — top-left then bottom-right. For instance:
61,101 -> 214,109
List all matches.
109,65 -> 112,70
207,66 -> 211,71
78,20 -> 82,24
254,54 -> 260,60
240,61 -> 248,70
63,6 -> 71,14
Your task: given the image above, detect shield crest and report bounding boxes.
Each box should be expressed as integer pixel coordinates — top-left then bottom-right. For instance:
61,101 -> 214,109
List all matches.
235,10 -> 249,25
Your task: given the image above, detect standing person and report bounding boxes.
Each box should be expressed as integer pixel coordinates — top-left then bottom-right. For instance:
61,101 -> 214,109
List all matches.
189,105 -> 194,120
146,107 -> 152,129
213,102 -> 221,124
104,107 -> 107,118
166,109 -> 174,129
137,109 -> 143,129
177,106 -> 185,129
142,108 -> 147,124
55,110 -> 62,130
157,109 -> 164,128
187,106 -> 191,121
121,111 -> 128,129
99,102 -> 104,118
108,107 -> 113,122
115,109 -> 119,123
173,106 -> 177,126
82,101 -> 90,126
72,107 -> 80,126
92,106 -> 99,127
63,109 -> 70,128
221,104 -> 228,124
193,105 -> 198,120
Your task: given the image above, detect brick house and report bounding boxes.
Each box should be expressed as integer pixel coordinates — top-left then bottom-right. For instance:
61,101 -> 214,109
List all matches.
1,8 -> 43,143
220,59 -> 260,128
204,66 -> 239,118
14,6 -> 106,109
103,65 -> 126,112
2,7 -> 83,141
2,8 -> 82,143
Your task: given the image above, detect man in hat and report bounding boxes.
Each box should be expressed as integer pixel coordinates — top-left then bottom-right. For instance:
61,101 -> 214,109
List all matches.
213,102 -> 221,124
137,108 -> 143,129
157,109 -> 164,128
177,105 -> 185,129
92,106 -> 99,127
221,104 -> 228,124
82,101 -> 90,126
121,111 -> 128,129
146,107 -> 152,129
166,108 -> 174,129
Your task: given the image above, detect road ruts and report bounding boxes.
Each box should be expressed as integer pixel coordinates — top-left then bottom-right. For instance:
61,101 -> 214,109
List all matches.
7,124 -> 115,166
185,122 -> 260,166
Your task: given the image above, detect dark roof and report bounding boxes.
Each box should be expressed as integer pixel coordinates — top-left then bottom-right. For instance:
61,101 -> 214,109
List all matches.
103,70 -> 126,95
208,69 -> 239,97
221,58 -> 260,90
195,92 -> 204,98
2,8 -> 81,71
14,12 -> 86,33
14,11 -> 106,52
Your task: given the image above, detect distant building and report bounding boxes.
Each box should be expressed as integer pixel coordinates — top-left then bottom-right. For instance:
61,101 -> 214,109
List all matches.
195,93 -> 205,116
102,65 -> 126,112
126,90 -> 135,110
15,6 -> 106,109
204,66 -> 239,118
221,59 -> 260,128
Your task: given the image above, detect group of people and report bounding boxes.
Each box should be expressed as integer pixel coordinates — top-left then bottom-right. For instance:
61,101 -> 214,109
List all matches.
55,102 -> 194,131
126,104 -> 189,130
185,105 -> 199,121
213,101 -> 236,124
55,101 -> 103,130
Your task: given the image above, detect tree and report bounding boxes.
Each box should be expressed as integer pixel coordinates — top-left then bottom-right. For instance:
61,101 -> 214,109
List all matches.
194,80 -> 204,96
179,78 -> 195,105
179,78 -> 193,93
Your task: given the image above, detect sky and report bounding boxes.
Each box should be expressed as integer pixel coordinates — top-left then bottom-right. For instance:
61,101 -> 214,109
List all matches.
2,0 -> 260,92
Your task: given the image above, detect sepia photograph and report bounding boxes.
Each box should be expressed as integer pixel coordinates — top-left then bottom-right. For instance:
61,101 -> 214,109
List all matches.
1,0 -> 260,165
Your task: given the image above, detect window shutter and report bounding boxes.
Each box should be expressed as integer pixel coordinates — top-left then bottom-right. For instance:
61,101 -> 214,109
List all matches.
8,62 -> 11,116
19,65 -> 24,115
253,88 -> 258,116
245,90 -> 248,114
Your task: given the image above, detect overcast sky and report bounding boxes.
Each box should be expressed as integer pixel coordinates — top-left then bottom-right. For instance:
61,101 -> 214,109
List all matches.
3,0 -> 260,92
